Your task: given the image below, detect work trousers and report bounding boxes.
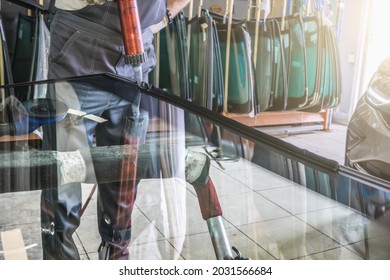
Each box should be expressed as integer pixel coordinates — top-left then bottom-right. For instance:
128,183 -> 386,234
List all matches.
40,4 -> 158,260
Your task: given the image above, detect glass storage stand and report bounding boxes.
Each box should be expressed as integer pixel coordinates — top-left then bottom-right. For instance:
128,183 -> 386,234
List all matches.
0,74 -> 390,260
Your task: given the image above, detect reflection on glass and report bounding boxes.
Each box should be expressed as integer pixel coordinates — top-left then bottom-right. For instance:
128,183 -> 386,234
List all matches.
0,74 -> 389,260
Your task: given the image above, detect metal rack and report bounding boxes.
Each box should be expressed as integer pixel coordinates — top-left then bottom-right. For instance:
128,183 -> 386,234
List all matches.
0,0 -> 46,147
193,0 -> 339,131
225,108 -> 331,130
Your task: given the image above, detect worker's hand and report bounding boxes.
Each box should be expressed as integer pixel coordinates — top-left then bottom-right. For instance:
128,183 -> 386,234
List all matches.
1,95 -> 32,135
2,95 -> 28,122
84,0 -> 113,5
1,96 -> 67,136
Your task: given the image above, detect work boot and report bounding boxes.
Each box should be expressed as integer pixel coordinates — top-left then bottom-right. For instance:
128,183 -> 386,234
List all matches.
97,183 -> 134,260
98,239 -> 131,260
40,187 -> 82,260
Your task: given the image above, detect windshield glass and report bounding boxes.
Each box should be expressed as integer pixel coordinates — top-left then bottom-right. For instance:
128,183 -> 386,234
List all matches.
0,74 -> 389,260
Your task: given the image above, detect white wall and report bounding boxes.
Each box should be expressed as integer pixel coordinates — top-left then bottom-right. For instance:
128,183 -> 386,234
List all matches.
332,0 -> 390,125
360,0 -> 390,97
332,0 -> 370,125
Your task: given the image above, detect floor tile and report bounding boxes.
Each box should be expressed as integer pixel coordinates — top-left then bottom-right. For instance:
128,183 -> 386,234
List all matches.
209,167 -> 252,196
75,214 -> 101,255
130,208 -> 166,245
296,206 -> 390,245
238,216 -> 341,259
80,252 -> 96,260
225,166 -> 296,191
275,124 -> 347,165
129,240 -> 184,260
169,227 -> 276,260
219,191 -> 291,226
346,234 -> 390,259
0,191 -> 40,226
135,178 -> 188,208
80,184 -> 98,217
139,189 -> 210,239
79,240 -> 184,260
257,185 -> 340,215
295,246 -> 363,260
210,156 -> 258,172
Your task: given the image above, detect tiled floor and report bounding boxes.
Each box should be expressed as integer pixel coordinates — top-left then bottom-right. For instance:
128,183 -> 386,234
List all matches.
2,122 -> 390,260
258,123 -> 348,164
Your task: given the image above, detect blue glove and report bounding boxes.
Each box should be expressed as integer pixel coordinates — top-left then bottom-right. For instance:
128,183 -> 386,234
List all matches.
1,96 -> 68,136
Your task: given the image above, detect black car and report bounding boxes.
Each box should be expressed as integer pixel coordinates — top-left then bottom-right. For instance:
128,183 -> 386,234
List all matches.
345,58 -> 390,181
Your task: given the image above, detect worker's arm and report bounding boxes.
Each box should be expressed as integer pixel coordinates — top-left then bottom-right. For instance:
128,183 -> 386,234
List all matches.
79,0 -> 190,20
167,0 -> 191,17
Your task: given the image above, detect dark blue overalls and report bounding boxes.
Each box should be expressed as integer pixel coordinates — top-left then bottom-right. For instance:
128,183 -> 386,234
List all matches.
40,1 -> 165,260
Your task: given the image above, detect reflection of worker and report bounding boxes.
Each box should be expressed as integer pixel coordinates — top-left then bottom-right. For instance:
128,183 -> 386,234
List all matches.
40,0 -> 190,260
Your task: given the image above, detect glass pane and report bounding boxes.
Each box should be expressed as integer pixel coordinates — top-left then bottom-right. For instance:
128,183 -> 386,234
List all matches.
157,12 -> 190,99
188,14 -> 224,112
247,20 -> 273,112
217,22 -> 254,114
12,13 -> 38,101
303,17 -> 319,105
0,74 -> 389,261
285,16 -> 308,110
270,19 -> 288,111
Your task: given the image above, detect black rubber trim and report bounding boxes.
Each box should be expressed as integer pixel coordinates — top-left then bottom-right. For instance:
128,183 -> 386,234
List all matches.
6,0 -> 47,13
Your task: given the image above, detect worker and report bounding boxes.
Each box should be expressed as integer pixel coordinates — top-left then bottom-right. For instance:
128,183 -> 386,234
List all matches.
40,0 -> 191,260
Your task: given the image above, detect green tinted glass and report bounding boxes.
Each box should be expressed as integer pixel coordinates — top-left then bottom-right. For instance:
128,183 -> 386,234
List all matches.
285,16 -> 308,110
247,20 -> 273,112
217,22 -> 254,114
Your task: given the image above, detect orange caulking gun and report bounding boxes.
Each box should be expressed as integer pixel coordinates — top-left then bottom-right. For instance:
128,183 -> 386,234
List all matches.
117,0 -> 147,85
